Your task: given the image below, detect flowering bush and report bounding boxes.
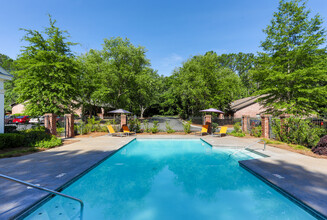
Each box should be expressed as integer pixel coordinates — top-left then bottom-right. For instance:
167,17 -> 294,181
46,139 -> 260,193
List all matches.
312,135 -> 327,155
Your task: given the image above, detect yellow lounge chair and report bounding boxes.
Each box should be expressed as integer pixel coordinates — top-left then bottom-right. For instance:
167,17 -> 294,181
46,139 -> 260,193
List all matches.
122,125 -> 136,136
107,125 -> 126,137
213,126 -> 228,137
195,124 -> 209,136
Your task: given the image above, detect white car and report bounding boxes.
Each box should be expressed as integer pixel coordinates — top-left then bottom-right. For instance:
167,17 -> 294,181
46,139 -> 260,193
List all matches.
29,116 -> 45,124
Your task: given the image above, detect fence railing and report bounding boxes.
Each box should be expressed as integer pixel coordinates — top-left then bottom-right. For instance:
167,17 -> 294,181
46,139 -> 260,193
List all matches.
188,117 -> 241,126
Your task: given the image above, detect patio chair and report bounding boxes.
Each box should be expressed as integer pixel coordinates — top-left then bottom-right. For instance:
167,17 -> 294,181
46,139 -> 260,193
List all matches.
213,126 -> 228,137
122,125 -> 136,136
195,124 -> 209,136
107,125 -> 126,137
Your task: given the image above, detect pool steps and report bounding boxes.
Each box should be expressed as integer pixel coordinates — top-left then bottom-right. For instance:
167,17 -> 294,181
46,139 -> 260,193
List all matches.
0,173 -> 84,220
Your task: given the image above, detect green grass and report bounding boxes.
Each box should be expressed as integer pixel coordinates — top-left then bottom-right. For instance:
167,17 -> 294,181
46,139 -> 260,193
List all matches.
229,132 -> 246,137
289,144 -> 311,151
0,147 -> 39,158
262,138 -> 283,145
262,138 -> 310,151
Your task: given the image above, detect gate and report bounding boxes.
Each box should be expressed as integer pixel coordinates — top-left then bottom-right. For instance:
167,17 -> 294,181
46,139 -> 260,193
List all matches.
269,116 -> 274,139
248,117 -> 261,133
269,117 -> 278,139
56,116 -> 67,137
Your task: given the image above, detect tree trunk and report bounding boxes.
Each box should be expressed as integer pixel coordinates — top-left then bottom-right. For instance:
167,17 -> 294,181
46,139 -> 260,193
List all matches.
140,106 -> 147,119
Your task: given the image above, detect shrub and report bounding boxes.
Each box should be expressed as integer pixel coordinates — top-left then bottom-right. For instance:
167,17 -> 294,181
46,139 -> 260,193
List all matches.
34,135 -> 62,148
87,116 -> 101,132
212,123 -> 219,133
229,122 -> 246,137
251,125 -> 262,137
97,125 -> 108,132
183,120 -> 192,134
271,117 -> 325,148
233,122 -> 242,133
75,122 -> 92,134
129,119 -> 142,133
312,135 -> 327,155
143,120 -> 150,133
0,126 -> 62,150
229,132 -> 246,137
4,126 -> 18,133
0,133 -> 26,149
165,121 -> 175,133
57,127 -> 65,134
107,119 -> 117,125
23,126 -> 52,145
151,121 -> 159,133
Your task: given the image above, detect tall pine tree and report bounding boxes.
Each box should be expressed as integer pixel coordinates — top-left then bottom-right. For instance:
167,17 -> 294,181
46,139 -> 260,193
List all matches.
15,15 -> 79,116
253,0 -> 327,116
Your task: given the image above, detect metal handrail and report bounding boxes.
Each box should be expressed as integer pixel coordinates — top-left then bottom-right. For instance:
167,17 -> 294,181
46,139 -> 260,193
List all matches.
229,139 -> 266,157
0,174 -> 84,219
244,139 -> 266,151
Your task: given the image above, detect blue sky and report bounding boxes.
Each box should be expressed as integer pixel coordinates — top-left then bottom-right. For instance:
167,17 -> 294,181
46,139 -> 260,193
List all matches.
1,0 -> 326,76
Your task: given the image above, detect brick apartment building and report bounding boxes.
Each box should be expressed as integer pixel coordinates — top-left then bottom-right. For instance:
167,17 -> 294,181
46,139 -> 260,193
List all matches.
229,96 -> 267,118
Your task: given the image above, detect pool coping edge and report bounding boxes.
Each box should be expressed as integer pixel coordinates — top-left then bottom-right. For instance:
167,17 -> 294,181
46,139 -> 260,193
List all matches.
239,161 -> 327,220
15,138 -> 137,220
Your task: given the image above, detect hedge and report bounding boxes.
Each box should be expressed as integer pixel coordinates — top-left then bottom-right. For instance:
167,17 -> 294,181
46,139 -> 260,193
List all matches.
0,133 -> 25,150
1,126 -> 62,150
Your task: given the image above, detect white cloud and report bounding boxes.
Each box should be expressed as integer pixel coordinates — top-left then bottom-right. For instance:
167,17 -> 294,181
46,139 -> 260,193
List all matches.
156,53 -> 184,76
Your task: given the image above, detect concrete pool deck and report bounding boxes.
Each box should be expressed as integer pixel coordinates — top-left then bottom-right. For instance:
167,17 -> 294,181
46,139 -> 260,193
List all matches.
0,135 -> 135,219
0,135 -> 326,219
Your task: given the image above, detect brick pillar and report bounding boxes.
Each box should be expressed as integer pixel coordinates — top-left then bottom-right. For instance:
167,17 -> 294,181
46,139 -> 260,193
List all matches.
261,114 -> 271,139
121,114 -> 127,127
242,115 -> 249,133
44,113 -> 57,136
65,114 -> 74,138
204,114 -> 212,134
280,114 -> 290,134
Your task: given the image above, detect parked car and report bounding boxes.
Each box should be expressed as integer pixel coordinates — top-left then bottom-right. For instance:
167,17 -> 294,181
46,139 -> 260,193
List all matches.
4,115 -> 13,124
13,116 -> 30,124
29,116 -> 45,124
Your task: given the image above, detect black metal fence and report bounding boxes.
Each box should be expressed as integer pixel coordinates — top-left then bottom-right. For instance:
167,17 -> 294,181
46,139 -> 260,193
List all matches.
188,116 -> 241,126
268,117 -> 326,140
56,116 -> 66,137
310,118 -> 327,129
248,117 -> 261,133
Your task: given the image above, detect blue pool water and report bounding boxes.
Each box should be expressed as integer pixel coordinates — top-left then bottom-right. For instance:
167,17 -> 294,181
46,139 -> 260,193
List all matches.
25,139 -> 316,219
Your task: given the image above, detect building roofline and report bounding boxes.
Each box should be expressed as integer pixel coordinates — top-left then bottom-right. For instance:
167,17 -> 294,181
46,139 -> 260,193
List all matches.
0,66 -> 13,80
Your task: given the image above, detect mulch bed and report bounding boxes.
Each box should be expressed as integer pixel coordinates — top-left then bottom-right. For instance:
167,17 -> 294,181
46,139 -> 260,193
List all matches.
62,139 -> 80,145
75,132 -> 108,138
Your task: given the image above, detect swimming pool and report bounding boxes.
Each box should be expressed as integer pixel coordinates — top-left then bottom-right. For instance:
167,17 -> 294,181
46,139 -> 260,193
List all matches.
24,139 -> 316,219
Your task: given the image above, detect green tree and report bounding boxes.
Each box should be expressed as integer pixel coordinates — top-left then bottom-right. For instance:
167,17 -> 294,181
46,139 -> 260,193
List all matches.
78,37 -> 157,117
253,0 -> 327,116
0,54 -> 17,112
77,49 -> 105,117
217,52 -> 257,95
170,51 -> 245,118
158,75 -> 179,116
131,67 -> 160,118
98,37 -> 151,110
14,15 -> 79,116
